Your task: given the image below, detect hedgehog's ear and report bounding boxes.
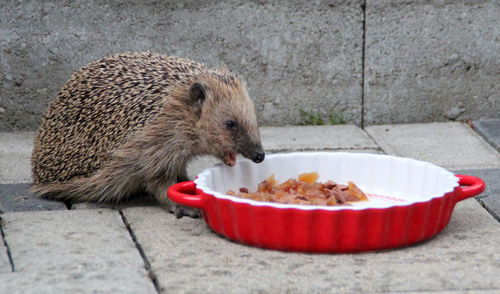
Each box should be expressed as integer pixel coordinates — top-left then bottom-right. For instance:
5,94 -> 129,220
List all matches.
189,82 -> 208,116
190,82 -> 207,104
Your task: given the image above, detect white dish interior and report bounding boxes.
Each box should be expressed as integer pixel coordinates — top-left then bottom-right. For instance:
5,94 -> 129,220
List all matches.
193,152 -> 459,210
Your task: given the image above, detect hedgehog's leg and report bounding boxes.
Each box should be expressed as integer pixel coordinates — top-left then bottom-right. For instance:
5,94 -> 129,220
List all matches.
145,176 -> 201,219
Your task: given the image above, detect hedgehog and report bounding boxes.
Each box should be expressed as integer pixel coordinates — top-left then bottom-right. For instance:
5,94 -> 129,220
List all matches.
31,52 -> 265,217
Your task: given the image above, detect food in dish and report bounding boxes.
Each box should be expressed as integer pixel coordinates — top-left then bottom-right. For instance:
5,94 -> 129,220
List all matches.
226,172 -> 368,206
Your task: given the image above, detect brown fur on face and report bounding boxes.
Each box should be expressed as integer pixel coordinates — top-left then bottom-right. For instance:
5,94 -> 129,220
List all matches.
30,52 -> 264,216
190,74 -> 263,165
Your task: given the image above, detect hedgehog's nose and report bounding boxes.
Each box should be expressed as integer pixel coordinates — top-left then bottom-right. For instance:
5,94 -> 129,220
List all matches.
252,151 -> 265,163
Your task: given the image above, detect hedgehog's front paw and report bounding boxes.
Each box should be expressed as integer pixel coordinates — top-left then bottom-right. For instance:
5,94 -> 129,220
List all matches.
162,198 -> 201,218
170,203 -> 202,219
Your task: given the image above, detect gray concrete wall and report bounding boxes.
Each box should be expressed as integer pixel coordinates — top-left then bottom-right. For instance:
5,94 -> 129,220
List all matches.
364,0 -> 500,125
0,0 -> 499,131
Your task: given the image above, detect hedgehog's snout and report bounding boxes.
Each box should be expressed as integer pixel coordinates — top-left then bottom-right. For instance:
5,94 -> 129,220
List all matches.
252,151 -> 265,163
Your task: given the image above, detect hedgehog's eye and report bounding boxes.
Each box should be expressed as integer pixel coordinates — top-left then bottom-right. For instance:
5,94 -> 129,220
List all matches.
226,120 -> 237,130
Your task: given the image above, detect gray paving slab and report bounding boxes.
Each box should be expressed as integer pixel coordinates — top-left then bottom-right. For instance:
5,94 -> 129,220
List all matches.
123,198 -> 500,293
454,168 -> 500,223
0,126 -> 380,185
365,122 -> 500,170
260,125 -> 380,152
0,183 -> 66,213
0,209 -> 156,293
0,132 -> 34,184
187,125 -> 381,180
0,270 -> 154,294
0,254 -> 11,274
71,197 -> 158,210
191,125 -> 381,176
0,225 -> 12,274
187,155 -> 220,180
473,119 -> 500,153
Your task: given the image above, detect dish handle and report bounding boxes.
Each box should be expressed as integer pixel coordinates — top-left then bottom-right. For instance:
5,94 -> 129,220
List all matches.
167,181 -> 205,209
455,175 -> 486,202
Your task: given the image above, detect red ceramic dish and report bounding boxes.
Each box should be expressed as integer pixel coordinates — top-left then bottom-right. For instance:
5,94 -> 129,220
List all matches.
168,152 -> 485,253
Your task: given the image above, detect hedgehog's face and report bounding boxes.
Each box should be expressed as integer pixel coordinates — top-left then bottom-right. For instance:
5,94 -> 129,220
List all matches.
191,78 -> 265,167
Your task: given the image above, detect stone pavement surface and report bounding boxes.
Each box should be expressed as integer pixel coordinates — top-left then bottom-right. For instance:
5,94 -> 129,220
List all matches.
0,121 -> 499,293
473,119 -> 500,153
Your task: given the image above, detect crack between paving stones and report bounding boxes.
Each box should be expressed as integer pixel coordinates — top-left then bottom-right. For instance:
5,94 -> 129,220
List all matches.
360,0 -> 367,129
0,217 -> 15,272
475,198 -> 500,223
470,123 -> 500,154
119,210 -> 162,294
362,130 -> 392,155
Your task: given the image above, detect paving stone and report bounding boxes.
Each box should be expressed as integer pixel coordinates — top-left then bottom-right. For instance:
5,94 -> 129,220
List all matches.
0,126 -> 380,189
123,198 -> 500,293
186,150 -> 383,181
0,209 -> 156,293
0,252 -> 11,274
365,122 -> 500,169
0,270 -> 154,294
473,119 -> 500,153
0,127 -> 379,187
187,155 -> 220,180
70,203 -> 115,210
453,169 -> 500,222
0,183 -> 66,213
188,125 -> 382,180
0,132 -> 34,184
260,125 -> 380,152
0,224 -> 12,274
71,197 -> 158,210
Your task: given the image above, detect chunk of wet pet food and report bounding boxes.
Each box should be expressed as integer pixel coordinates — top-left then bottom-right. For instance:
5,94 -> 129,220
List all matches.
226,172 -> 368,206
